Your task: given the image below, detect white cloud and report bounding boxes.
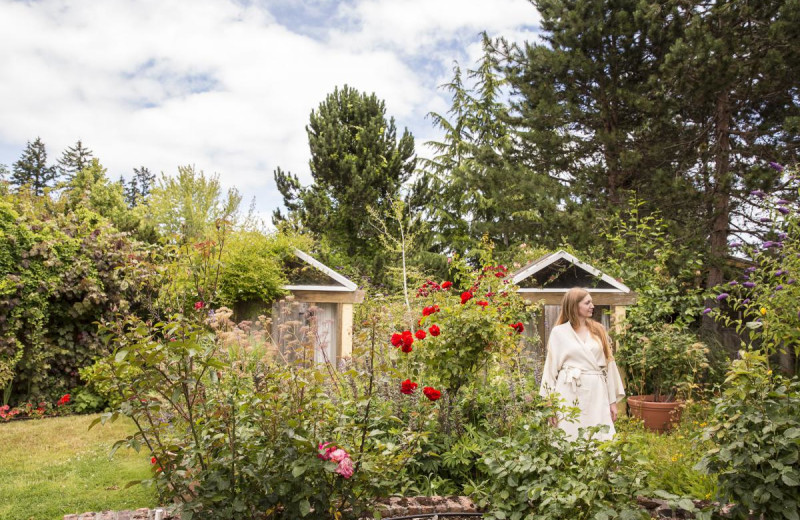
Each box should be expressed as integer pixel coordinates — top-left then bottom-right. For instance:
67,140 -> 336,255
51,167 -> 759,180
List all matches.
0,0 -> 540,216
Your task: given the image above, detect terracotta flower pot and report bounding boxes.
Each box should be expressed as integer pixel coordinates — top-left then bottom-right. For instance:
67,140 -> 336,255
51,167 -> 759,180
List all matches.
626,394 -> 684,432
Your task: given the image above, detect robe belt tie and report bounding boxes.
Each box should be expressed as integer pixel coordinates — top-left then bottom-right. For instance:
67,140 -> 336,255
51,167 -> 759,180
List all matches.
560,365 -> 608,393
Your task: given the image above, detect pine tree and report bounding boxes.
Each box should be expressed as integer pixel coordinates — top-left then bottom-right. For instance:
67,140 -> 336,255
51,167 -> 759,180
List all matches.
418,36 -> 570,260
57,140 -> 94,180
12,137 -> 57,196
125,166 -> 155,207
503,0 -> 701,250
655,0 -> 800,292
274,85 -> 416,275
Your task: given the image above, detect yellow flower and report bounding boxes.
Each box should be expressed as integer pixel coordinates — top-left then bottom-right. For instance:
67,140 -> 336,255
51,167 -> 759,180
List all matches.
760,307 -> 767,315
671,456 -> 678,462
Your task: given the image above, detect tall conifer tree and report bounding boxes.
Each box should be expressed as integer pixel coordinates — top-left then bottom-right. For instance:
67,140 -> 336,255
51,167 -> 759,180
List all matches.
274,85 -> 416,275
12,137 -> 57,196
57,140 -> 94,180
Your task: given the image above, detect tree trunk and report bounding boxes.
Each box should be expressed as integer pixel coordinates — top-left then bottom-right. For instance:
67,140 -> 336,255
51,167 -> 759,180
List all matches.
703,91 -> 733,330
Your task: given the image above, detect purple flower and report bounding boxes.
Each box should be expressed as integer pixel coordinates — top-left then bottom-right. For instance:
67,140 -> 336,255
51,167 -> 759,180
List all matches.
787,279 -> 796,285
769,162 -> 785,172
743,298 -> 751,304
743,282 -> 756,288
775,270 -> 785,276
778,207 -> 790,215
742,274 -> 750,280
728,280 -> 739,286
776,200 -> 790,205
797,310 -> 800,320
778,232 -> 788,240
776,285 -> 784,291
702,308 -> 712,315
730,241 -> 742,248
716,293 -> 729,301
745,267 -> 757,273
762,241 -> 775,249
760,218 -> 772,223
752,190 -> 767,198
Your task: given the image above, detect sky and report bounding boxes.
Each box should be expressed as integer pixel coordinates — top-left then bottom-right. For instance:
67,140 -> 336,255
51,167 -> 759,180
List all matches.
0,0 -> 541,224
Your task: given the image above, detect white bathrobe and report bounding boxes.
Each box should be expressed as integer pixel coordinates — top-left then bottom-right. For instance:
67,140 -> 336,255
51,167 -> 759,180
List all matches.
539,322 -> 625,441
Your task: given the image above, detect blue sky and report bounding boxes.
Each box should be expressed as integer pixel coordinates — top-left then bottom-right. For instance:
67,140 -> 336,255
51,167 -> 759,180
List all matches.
0,0 -> 540,223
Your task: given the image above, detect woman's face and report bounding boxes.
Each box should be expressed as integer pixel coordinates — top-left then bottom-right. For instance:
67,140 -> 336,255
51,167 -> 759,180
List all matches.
577,294 -> 594,319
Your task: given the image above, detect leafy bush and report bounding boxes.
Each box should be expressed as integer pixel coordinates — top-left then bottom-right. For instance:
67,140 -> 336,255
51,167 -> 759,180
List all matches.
615,323 -> 708,400
478,411 -> 648,520
0,198 -> 161,405
87,307 -> 420,520
697,351 -> 800,519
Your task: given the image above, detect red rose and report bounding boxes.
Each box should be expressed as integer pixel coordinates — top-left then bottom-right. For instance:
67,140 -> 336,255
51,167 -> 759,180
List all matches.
401,330 -> 414,348
400,379 -> 418,394
510,322 -> 525,334
460,291 -> 473,304
495,272 -> 504,278
57,394 -> 70,406
390,333 -> 403,347
428,324 -> 440,336
441,281 -> 452,289
476,300 -> 488,308
151,456 -> 157,464
415,329 -> 427,340
401,343 -> 413,353
194,301 -> 204,310
423,387 -> 442,401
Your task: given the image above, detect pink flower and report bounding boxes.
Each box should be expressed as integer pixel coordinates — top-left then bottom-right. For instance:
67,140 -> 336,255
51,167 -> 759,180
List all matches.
317,442 -> 336,461
336,456 -> 354,479
194,301 -> 205,310
329,449 -> 348,463
476,300 -> 488,308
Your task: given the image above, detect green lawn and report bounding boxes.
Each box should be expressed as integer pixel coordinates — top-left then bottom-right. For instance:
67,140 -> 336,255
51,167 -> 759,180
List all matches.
0,414 -> 158,520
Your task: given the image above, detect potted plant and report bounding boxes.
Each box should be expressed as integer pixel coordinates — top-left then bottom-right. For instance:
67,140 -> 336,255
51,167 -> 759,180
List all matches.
615,323 -> 708,431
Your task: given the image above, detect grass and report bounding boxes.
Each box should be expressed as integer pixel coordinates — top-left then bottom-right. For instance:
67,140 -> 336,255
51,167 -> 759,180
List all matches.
0,413 -> 158,520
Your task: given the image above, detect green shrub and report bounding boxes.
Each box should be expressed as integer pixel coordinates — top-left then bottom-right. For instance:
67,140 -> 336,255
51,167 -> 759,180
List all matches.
478,410 -> 648,520
697,351 -> 800,519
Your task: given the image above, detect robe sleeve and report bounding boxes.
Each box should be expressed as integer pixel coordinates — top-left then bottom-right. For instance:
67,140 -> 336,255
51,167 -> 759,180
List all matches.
539,329 -> 562,399
605,359 -> 625,403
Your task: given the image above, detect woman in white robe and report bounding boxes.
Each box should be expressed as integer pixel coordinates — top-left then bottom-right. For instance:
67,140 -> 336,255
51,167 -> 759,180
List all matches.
539,287 -> 625,441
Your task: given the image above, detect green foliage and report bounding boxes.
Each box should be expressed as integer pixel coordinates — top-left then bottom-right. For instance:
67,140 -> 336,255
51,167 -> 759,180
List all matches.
273,85 -> 416,283
602,201 -> 712,399
479,412 -> 648,520
418,36 -> 568,260
60,158 -> 140,232
11,136 -> 58,196
147,165 -> 242,244
215,230 -> 299,307
86,302 -> 419,519
697,351 -> 800,519
617,409 -> 718,500
707,169 -> 800,363
57,139 -> 94,180
615,324 -> 708,400
0,196 -> 161,405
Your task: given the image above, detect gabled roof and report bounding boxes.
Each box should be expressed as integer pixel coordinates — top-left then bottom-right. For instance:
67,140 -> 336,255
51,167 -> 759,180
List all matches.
511,250 -> 632,294
283,248 -> 358,292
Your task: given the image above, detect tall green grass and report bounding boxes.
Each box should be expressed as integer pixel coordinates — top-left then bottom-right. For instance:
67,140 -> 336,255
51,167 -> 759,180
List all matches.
0,414 -> 157,520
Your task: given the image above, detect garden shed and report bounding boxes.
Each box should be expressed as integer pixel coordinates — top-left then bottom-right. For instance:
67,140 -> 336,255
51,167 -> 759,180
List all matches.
270,249 -> 365,365
510,250 -> 637,350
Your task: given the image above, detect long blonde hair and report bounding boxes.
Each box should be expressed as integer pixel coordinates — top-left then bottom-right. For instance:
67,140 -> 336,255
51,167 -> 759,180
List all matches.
555,287 -> 613,361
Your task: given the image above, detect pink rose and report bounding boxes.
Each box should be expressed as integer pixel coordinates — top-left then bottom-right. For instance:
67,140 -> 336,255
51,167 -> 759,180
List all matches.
336,456 -> 354,479
329,448 -> 348,463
